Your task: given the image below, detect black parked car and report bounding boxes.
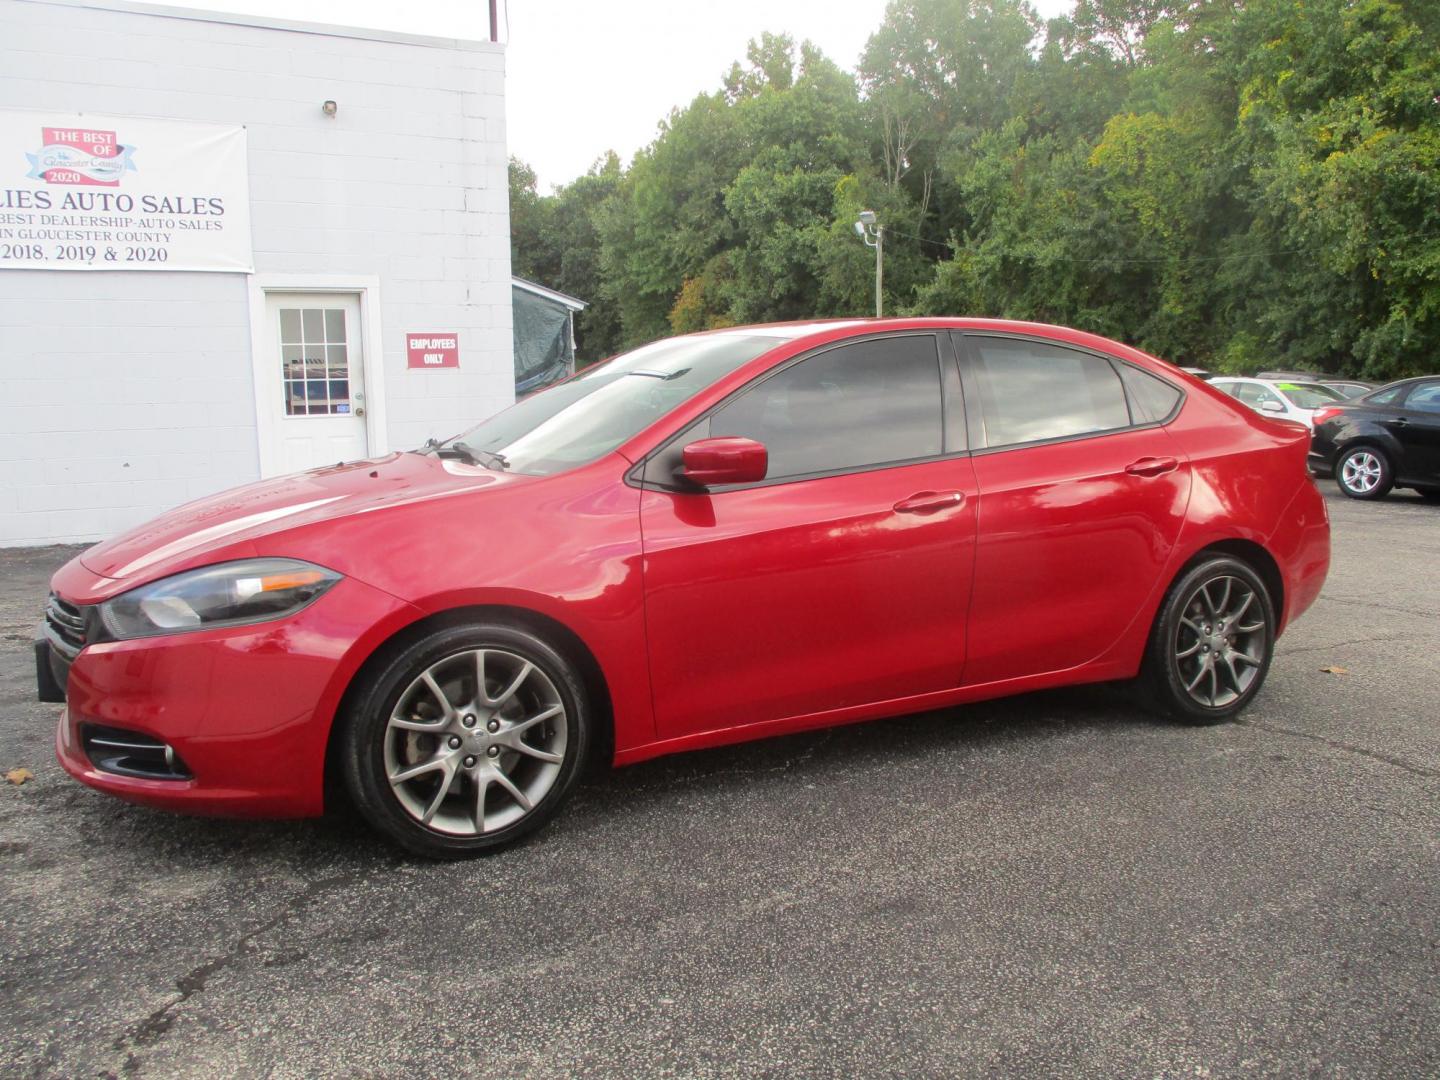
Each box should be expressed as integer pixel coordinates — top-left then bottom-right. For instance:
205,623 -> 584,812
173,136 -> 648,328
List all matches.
1309,377 -> 1440,500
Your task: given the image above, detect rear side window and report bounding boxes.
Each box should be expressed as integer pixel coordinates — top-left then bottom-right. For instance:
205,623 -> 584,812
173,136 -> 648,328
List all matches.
1118,364 -> 1183,422
970,337 -> 1130,448
709,334 -> 944,480
1406,382 -> 1440,413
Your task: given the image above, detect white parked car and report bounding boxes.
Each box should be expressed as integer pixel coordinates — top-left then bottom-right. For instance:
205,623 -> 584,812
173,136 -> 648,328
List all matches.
1209,377 -> 1348,429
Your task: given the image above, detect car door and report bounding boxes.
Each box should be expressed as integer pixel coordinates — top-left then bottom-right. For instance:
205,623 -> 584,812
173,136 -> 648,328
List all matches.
1393,380 -> 1440,480
955,332 -> 1192,686
637,332 -> 978,740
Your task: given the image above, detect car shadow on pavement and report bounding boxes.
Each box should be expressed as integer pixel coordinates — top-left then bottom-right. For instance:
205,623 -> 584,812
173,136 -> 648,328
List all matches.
26,683 -> 1151,864
574,682 -> 1152,819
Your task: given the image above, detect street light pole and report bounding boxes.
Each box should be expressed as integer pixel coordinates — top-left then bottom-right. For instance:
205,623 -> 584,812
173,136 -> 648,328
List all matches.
854,210 -> 883,318
873,223 -> 883,318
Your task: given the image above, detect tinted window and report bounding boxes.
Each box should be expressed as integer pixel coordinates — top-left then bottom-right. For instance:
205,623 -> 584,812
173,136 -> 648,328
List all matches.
971,338 -> 1130,447
1118,364 -> 1183,422
1406,383 -> 1440,413
709,335 -> 943,479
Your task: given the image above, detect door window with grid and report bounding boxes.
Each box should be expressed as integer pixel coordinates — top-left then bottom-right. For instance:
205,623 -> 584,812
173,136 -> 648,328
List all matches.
280,306 -> 352,416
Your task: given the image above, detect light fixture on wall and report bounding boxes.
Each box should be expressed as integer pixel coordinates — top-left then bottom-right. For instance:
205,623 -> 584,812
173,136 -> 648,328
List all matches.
321,100 -> 338,117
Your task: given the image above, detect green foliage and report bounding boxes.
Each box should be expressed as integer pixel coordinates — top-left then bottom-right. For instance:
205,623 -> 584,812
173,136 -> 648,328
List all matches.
509,154 -> 625,362
509,0 -> 1440,376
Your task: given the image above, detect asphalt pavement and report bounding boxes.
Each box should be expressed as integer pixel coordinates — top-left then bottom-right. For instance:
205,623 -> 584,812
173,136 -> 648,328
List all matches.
1,488 -> 1436,1078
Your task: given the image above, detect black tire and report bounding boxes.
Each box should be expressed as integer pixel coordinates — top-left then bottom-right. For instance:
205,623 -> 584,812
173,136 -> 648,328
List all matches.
1138,555 -> 1276,725
1335,444 -> 1393,500
1416,488 -> 1440,504
340,621 -> 591,858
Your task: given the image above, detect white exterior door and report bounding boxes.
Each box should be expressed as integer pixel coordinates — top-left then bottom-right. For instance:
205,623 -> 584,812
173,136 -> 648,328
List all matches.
265,291 -> 370,473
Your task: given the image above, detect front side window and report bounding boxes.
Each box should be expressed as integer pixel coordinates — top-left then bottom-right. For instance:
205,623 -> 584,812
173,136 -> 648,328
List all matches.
1235,382 -> 1281,409
1366,385 -> 1403,406
708,335 -> 944,480
443,332 -> 784,476
971,337 -> 1130,448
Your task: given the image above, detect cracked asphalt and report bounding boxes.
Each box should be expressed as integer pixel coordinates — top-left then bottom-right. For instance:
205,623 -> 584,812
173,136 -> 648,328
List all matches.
1,488 -> 1437,1078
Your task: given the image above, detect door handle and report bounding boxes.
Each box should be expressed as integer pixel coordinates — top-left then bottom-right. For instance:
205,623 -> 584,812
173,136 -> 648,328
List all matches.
1124,456 -> 1178,477
893,490 -> 966,514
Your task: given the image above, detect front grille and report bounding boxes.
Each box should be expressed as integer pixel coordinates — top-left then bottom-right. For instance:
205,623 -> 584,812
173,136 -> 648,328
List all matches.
45,593 -> 88,658
81,725 -> 192,781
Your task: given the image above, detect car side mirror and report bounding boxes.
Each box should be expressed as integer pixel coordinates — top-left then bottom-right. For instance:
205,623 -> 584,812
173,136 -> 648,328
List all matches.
1260,400 -> 1285,413
680,436 -> 768,488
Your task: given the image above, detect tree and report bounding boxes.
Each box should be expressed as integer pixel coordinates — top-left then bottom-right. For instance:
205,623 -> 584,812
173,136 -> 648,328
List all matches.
507,157 -> 552,283
1223,0 -> 1440,377
511,0 -> 1440,377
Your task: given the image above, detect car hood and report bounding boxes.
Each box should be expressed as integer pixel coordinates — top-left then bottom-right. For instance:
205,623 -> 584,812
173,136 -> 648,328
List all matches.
79,452 -> 512,584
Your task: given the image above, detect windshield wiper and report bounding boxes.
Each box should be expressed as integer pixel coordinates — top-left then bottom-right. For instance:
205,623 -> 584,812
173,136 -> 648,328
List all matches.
443,441 -> 509,470
415,438 -> 508,470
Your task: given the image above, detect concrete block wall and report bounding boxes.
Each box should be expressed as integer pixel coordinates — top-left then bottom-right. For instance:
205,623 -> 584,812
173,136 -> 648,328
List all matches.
0,0 -> 513,545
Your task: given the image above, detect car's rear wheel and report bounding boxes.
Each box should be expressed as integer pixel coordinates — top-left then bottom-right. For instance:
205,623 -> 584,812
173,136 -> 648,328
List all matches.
1336,445 -> 1393,500
1139,555 -> 1275,725
341,621 -> 591,858
1416,488 -> 1440,503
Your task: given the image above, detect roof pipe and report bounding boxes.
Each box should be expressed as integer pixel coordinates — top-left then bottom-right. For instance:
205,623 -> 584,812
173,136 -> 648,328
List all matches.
489,0 -> 499,41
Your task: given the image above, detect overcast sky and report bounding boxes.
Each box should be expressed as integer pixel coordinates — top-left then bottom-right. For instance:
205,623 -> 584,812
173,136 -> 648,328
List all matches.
184,0 -> 1076,188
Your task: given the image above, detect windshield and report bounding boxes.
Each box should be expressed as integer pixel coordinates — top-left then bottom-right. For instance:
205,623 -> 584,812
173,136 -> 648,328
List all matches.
437,333 -> 784,476
1274,382 -> 1346,409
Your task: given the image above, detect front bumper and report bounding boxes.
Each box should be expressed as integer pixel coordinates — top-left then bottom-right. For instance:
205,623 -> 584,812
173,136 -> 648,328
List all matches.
44,575 -> 421,818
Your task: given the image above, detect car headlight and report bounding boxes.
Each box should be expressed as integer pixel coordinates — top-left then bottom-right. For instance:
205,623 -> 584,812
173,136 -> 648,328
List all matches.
98,558 -> 342,640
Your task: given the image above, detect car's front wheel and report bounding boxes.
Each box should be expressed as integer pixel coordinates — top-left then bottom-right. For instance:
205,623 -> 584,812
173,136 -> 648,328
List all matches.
1336,445 -> 1393,500
341,621 -> 591,858
1139,555 -> 1276,725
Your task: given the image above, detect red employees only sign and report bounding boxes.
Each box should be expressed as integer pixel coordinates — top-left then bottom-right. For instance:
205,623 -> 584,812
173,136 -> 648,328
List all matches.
407,332 -> 459,369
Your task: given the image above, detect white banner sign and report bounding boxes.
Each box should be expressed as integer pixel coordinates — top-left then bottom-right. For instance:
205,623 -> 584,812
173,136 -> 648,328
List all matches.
0,109 -> 252,272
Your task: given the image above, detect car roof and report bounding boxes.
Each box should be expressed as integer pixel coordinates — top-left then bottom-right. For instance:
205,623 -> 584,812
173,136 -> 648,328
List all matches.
685,316 -> 1182,368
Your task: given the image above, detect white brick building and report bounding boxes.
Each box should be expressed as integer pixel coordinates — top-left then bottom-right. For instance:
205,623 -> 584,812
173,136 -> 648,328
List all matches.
0,0 -> 512,546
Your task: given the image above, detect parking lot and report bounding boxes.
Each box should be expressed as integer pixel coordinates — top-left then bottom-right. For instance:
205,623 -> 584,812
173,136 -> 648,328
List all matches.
1,488 -> 1436,1078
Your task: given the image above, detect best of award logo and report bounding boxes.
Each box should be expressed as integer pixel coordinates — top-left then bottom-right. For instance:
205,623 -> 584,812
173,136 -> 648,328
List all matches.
26,127 -> 137,186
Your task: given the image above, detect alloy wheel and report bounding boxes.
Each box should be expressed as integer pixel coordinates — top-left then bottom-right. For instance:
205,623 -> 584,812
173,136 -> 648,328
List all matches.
1340,450 -> 1383,495
383,648 -> 567,836
1173,575 -> 1268,708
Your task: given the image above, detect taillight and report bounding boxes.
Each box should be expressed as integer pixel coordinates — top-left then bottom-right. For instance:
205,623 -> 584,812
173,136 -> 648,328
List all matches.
1312,407 -> 1344,426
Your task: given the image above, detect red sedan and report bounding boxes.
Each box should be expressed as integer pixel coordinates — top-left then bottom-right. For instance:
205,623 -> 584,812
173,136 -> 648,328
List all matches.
38,319 -> 1330,856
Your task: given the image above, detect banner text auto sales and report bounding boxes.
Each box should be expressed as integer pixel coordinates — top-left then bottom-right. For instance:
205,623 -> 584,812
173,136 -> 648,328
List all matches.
0,190 -> 226,243
0,189 -> 225,214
